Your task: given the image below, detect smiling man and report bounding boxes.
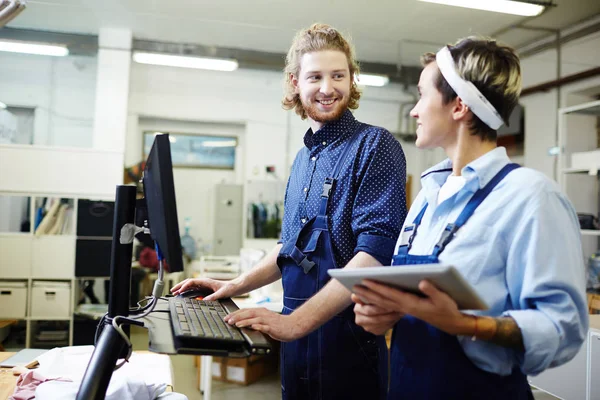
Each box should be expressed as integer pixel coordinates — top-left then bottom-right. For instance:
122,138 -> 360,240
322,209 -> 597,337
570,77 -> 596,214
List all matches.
172,23 -> 407,399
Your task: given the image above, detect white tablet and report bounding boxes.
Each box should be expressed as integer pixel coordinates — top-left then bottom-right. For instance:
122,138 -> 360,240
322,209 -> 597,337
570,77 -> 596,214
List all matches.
328,264 -> 488,310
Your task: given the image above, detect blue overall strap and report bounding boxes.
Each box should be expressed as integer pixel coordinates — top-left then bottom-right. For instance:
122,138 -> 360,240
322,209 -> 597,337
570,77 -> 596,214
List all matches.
318,123 -> 364,216
279,230 -> 322,274
432,163 -> 520,256
396,203 -> 429,255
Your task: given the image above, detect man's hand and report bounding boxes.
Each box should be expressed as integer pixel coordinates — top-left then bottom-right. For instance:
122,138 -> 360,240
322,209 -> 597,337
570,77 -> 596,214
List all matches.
224,308 -> 304,342
353,280 -> 472,336
352,293 -> 404,335
170,278 -> 240,301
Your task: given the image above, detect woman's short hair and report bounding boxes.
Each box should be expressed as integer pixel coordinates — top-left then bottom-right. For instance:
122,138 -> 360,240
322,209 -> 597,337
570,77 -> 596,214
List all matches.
422,37 -> 522,141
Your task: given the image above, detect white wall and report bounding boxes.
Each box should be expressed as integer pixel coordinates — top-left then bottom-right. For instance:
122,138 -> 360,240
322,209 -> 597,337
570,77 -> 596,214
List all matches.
521,31 -> 600,179
0,52 -> 97,148
137,117 -> 243,250
127,62 -> 424,251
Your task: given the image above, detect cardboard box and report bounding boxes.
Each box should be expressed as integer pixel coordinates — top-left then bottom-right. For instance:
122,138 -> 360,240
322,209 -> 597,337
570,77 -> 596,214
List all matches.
196,354 -> 278,386
0,282 -> 27,319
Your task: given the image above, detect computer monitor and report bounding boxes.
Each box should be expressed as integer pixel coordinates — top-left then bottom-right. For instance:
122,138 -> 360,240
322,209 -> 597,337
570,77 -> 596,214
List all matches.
142,133 -> 184,273
77,133 -> 184,399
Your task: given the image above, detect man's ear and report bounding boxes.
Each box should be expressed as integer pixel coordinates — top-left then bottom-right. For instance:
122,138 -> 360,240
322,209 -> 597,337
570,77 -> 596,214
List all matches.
452,97 -> 470,122
291,73 -> 299,94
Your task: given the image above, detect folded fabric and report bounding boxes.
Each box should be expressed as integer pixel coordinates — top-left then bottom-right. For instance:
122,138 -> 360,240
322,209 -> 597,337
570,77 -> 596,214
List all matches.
34,374 -> 167,400
9,370 -> 71,400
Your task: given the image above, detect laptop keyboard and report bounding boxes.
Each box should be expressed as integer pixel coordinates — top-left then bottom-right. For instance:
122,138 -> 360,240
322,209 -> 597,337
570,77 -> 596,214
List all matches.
169,297 -> 245,343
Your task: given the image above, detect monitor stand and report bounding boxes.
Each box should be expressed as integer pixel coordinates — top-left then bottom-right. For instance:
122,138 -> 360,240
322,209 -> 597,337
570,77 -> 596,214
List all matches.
76,185 -> 137,400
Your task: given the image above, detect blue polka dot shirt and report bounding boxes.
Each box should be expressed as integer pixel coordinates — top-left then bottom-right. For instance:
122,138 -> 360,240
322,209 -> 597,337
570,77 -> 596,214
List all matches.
280,110 -> 407,267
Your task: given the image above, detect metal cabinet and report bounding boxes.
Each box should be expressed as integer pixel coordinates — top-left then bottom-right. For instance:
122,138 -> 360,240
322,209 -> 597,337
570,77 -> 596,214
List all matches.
213,183 -> 243,256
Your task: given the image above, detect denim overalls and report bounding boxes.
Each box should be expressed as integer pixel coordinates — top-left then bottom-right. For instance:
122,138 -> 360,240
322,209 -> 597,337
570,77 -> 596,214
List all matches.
278,124 -> 386,399
388,163 -> 533,399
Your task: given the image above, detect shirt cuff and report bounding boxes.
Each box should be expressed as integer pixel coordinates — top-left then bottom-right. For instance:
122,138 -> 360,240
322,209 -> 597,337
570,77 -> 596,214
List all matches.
503,309 -> 560,376
354,233 -> 396,266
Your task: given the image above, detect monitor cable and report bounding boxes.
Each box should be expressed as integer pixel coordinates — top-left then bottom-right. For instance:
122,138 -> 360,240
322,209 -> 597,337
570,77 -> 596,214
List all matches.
94,242 -> 166,370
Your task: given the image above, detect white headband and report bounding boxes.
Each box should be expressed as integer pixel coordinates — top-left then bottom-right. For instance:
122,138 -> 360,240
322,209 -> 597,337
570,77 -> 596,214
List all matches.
435,46 -> 504,130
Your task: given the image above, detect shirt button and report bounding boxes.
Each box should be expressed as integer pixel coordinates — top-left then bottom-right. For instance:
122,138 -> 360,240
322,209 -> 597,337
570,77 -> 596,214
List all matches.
303,187 -> 308,192
311,156 -> 316,161
322,141 -> 327,146
301,218 -> 306,224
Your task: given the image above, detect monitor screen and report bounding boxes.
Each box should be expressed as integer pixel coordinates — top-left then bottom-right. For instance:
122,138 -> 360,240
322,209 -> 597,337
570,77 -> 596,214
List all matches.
142,134 -> 184,273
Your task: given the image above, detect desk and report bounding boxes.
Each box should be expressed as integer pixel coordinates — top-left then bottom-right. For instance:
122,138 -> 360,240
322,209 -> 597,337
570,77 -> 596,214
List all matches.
0,352 -> 16,400
0,350 -> 172,400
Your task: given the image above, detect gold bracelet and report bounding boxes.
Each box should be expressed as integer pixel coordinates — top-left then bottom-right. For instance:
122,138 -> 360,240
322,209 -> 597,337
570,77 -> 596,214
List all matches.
471,314 -> 478,342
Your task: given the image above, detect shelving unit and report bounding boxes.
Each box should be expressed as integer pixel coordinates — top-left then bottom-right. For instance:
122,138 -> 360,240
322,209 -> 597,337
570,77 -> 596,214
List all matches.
0,143 -> 123,349
0,193 -> 118,348
530,98 -> 600,400
558,99 -> 600,245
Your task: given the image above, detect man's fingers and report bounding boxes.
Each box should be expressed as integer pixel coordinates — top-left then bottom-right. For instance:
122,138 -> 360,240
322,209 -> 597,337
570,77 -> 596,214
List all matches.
224,309 -> 253,322
250,324 -> 270,334
235,317 -> 263,328
205,287 -> 224,301
170,279 -> 191,293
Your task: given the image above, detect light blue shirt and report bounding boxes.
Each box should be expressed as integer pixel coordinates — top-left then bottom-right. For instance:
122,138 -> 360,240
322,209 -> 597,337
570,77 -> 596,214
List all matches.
395,147 -> 589,376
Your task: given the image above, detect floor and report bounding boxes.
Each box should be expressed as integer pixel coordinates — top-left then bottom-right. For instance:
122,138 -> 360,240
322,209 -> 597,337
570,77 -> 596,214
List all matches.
129,326 -> 560,400
130,326 -> 281,400
1,325 -> 560,400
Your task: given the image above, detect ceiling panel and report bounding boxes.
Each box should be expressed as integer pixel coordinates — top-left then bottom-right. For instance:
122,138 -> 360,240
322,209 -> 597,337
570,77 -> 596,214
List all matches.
5,0 -> 600,64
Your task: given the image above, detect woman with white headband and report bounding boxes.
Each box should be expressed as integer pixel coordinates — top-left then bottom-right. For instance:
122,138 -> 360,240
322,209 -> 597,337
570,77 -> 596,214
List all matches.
351,37 -> 588,399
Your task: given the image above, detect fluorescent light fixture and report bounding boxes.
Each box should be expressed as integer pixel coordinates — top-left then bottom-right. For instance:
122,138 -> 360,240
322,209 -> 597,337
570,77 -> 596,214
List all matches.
202,140 -> 237,148
355,74 -> 390,87
418,0 -> 545,16
0,40 -> 69,56
0,101 -> 6,109
133,51 -> 238,72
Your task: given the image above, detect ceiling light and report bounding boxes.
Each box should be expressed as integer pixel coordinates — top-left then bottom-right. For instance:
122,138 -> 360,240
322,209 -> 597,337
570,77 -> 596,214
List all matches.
355,74 -> 390,87
418,0 -> 546,16
0,40 -> 69,56
0,101 -> 6,109
133,52 -> 238,72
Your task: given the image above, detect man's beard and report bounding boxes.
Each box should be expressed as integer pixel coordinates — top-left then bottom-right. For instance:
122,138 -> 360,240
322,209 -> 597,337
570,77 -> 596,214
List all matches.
303,96 -> 349,124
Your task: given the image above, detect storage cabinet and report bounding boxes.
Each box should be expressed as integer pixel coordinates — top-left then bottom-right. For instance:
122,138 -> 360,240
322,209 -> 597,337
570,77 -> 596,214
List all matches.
0,282 -> 27,319
30,281 -> 72,319
0,194 -> 114,348
0,143 -> 122,349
